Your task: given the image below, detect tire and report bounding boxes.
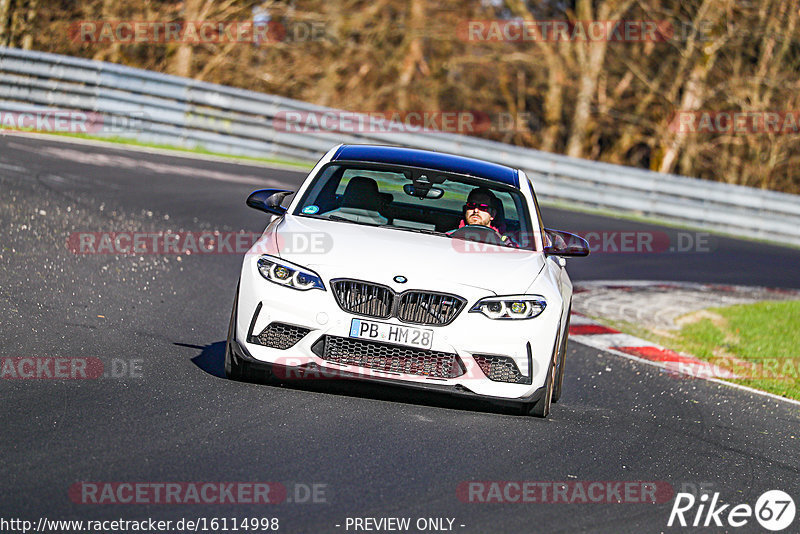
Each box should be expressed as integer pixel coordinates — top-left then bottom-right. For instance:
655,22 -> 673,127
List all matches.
224,343 -> 246,380
519,332 -> 559,418
552,307 -> 571,403
527,356 -> 556,417
224,286 -> 273,383
224,287 -> 247,381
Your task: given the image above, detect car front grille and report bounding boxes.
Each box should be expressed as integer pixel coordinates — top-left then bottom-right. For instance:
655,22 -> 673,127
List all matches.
331,279 -> 465,326
251,322 -> 311,350
331,279 -> 393,319
396,291 -> 464,325
472,354 -> 531,384
312,335 -> 466,379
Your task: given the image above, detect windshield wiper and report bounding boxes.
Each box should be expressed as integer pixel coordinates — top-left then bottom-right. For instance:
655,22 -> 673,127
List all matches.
311,215 -> 448,235
313,214 -> 378,226
378,224 -> 450,237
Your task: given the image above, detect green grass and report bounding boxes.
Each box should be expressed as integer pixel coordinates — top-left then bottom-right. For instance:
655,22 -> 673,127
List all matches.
605,301 -> 800,400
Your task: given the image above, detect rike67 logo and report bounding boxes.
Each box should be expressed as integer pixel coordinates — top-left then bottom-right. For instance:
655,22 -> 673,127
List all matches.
668,490 -> 795,531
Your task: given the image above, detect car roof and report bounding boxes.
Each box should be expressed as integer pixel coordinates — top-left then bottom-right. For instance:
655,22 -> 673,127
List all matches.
331,145 -> 520,187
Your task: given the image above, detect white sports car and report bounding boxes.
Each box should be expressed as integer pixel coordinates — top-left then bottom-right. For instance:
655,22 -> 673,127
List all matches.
225,145 -> 589,417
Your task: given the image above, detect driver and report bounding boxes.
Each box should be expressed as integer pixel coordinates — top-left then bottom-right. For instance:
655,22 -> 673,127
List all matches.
449,187 -> 517,246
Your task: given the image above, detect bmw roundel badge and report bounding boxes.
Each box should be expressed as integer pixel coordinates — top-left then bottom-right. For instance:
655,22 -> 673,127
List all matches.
393,275 -> 407,284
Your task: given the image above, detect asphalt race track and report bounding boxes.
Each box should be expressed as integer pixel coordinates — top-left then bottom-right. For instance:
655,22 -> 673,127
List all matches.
2,134 -> 799,533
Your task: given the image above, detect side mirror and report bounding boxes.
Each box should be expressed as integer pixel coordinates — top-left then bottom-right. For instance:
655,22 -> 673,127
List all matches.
544,228 -> 590,257
246,189 -> 293,216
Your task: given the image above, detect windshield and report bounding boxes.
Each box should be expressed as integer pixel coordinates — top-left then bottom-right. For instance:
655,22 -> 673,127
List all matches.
293,163 -> 538,250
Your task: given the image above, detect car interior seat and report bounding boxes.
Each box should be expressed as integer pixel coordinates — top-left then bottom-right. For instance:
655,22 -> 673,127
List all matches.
491,197 -> 507,235
326,176 -> 389,225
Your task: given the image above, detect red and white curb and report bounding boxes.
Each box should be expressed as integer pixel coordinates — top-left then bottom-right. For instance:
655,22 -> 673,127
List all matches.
568,311 -> 800,407
568,312 -> 737,378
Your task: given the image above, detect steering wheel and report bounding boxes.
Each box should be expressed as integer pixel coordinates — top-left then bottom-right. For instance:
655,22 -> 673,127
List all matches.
449,225 -> 505,246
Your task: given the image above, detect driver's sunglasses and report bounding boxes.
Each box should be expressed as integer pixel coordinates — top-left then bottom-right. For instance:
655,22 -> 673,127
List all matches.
464,202 -> 493,214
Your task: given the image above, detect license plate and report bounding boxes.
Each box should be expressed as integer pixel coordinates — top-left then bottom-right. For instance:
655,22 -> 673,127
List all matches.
349,319 -> 434,350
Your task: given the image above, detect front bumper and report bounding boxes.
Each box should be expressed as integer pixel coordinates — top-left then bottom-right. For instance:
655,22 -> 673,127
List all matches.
233,259 -> 564,401
228,334 -> 546,409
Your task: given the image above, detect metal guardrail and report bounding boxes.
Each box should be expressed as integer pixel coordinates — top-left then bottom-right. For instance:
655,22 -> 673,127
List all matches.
2,46 -> 799,245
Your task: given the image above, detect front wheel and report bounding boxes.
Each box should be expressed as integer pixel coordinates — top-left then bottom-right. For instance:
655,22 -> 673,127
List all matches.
224,287 -> 273,384
525,357 -> 555,417
552,308 -> 571,403
224,344 -> 246,380
224,287 -> 247,380
519,331 -> 559,418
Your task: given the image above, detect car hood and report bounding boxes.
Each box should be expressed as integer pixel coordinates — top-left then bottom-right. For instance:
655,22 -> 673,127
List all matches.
266,215 -> 545,295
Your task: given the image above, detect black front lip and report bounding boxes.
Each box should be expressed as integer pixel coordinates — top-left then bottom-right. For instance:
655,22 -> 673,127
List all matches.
228,336 -> 544,409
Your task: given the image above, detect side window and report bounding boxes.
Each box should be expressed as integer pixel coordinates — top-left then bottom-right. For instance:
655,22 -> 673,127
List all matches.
494,191 -> 520,230
295,165 -> 342,213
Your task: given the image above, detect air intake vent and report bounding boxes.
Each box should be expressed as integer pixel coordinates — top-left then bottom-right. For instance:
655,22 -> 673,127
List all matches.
472,354 -> 531,384
312,335 -> 465,379
251,322 -> 310,350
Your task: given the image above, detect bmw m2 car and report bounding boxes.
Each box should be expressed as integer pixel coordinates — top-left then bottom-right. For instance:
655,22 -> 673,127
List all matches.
225,145 -> 589,417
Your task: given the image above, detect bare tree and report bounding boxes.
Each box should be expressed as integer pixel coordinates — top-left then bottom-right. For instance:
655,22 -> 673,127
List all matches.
564,0 -> 634,158
656,0 -> 730,174
7,0 -> 800,193
0,0 -> 13,47
19,0 -> 37,49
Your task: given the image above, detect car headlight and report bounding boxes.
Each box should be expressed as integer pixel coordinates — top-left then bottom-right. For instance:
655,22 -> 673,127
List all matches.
256,255 -> 325,291
469,295 -> 546,319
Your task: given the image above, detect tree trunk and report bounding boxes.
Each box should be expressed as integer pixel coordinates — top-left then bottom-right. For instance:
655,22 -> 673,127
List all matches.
658,63 -> 707,174
565,0 -> 632,158
171,0 -> 204,77
19,0 -> 38,50
657,1 -> 729,174
397,0 -> 427,110
0,0 -> 13,47
92,0 -> 120,63
539,53 -> 564,152
565,42 -> 607,158
506,0 -> 564,152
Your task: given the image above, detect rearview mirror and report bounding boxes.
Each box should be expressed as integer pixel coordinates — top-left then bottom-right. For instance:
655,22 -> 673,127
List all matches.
544,228 -> 590,257
403,184 -> 444,199
246,189 -> 293,216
